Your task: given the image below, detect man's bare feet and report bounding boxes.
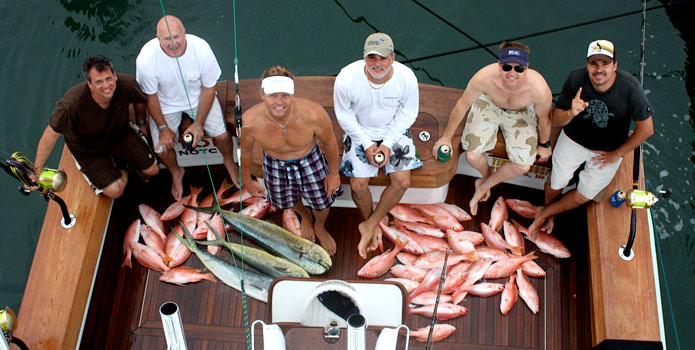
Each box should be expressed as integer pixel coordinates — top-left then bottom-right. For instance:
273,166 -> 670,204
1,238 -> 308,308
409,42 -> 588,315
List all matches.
170,167 -> 185,201
357,221 -> 379,259
298,210 -> 316,242
527,206 -> 550,241
314,224 -> 337,256
469,178 -> 491,216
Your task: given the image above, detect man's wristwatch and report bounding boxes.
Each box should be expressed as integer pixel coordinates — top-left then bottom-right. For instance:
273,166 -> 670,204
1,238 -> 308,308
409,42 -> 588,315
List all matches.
136,119 -> 147,126
538,140 -> 551,148
156,124 -> 168,132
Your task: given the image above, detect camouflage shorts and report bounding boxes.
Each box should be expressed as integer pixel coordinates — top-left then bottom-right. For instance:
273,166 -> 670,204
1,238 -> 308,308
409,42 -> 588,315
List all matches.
461,93 -> 538,166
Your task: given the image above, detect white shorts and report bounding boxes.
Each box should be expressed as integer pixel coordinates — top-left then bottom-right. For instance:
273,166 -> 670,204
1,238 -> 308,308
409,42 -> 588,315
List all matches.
339,130 -> 423,178
550,130 -> 622,199
149,96 -> 227,153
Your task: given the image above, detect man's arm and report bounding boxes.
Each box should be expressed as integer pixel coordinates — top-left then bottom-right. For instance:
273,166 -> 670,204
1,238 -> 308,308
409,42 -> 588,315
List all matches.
313,108 -> 341,196
552,88 -> 588,127
432,78 -> 483,155
593,116 -> 654,169
133,102 -> 148,136
184,85 -> 217,146
33,126 -> 61,174
333,78 -> 372,151
534,82 -> 554,162
238,121 -> 266,197
145,94 -> 176,151
381,73 -> 419,150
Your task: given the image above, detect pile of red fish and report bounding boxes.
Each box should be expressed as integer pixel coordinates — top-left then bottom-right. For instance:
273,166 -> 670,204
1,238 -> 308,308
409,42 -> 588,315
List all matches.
356,196 -> 571,342
121,179 -> 274,285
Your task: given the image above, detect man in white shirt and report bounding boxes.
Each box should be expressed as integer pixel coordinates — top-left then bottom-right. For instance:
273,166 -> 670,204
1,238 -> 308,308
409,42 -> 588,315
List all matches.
136,15 -> 239,200
334,32 -> 422,259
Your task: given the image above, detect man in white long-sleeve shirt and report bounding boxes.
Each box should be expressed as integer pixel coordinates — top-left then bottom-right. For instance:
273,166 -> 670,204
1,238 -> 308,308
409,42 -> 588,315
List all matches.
334,32 -> 422,259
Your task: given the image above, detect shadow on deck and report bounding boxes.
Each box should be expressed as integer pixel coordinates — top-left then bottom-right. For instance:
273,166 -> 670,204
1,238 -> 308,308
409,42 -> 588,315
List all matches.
81,168 -> 591,349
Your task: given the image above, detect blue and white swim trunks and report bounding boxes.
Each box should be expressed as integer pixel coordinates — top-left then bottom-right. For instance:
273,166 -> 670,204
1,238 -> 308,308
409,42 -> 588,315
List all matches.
339,129 -> 422,178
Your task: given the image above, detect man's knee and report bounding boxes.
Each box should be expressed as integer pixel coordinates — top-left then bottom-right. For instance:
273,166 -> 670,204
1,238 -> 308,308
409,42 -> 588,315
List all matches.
102,181 -> 126,199
389,171 -> 411,190
142,163 -> 160,177
466,151 -> 483,163
350,177 -> 370,193
511,162 -> 531,175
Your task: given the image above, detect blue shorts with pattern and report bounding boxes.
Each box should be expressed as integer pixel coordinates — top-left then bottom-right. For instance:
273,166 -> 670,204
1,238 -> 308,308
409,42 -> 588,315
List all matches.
262,144 -> 340,211
339,129 -> 422,178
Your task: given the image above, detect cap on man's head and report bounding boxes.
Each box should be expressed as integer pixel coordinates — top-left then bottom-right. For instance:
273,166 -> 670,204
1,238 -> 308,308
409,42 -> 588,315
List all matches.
363,33 -> 394,57
499,48 -> 529,66
587,39 -> 615,60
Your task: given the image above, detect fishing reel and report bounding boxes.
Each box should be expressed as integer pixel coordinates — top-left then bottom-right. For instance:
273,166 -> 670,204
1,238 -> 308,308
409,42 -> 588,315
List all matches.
1,152 -> 75,229
1,306 -> 28,350
2,152 -> 67,196
610,188 -> 671,209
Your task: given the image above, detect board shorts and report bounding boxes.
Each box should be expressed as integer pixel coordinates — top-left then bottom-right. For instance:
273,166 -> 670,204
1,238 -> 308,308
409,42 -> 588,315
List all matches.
149,96 -> 227,153
550,130 -> 622,199
461,93 -> 538,166
339,129 -> 423,178
74,125 -> 156,194
262,144 -> 340,211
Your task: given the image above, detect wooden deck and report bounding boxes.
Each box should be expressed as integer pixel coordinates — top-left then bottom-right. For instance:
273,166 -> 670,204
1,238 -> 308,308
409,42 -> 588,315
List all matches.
79,168 -> 592,349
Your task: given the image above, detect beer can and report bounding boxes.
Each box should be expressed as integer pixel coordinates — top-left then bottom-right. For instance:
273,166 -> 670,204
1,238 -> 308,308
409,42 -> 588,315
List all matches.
609,190 -> 626,207
38,168 -> 67,192
373,152 -> 385,165
437,144 -> 451,162
182,133 -> 194,151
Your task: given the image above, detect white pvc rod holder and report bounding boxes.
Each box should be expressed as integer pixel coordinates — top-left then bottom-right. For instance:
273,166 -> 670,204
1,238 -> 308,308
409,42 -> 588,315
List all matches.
160,302 -> 188,350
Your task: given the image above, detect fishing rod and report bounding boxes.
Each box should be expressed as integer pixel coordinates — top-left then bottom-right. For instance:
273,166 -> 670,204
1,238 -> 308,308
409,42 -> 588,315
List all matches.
1,152 -> 75,229
425,248 -> 450,350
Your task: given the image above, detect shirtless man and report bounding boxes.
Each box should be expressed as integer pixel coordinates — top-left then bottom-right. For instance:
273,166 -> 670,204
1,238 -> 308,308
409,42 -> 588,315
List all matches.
240,66 -> 341,255
433,41 -> 553,215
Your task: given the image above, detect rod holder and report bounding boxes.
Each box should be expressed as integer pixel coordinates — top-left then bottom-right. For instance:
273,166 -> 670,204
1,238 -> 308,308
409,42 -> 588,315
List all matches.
251,320 -> 286,350
347,314 -> 366,350
375,324 -> 410,350
160,302 -> 187,350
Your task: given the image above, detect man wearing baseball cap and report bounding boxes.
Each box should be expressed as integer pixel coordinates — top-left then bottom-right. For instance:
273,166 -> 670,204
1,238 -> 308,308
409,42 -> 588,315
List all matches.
528,39 -> 654,238
334,32 -> 422,259
240,66 -> 342,255
433,41 -> 553,216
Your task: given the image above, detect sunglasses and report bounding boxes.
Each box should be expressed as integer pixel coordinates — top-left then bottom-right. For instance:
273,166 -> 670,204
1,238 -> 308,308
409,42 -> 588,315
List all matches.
501,64 -> 526,73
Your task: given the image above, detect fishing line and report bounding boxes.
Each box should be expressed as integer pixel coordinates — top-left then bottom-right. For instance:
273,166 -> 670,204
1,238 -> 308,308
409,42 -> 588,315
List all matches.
401,0 -> 688,65
410,0 -> 497,60
157,1 -> 252,348
637,1 -> 679,348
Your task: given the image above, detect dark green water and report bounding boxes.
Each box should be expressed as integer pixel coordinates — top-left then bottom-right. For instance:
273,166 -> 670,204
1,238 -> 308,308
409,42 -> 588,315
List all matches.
0,0 -> 692,347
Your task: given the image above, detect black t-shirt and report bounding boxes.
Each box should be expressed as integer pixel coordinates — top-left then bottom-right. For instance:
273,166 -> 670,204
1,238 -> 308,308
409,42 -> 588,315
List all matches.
49,73 -> 146,156
556,68 -> 652,151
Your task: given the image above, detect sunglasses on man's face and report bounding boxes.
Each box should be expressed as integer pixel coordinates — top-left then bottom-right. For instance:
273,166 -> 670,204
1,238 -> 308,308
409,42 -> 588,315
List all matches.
501,64 -> 526,73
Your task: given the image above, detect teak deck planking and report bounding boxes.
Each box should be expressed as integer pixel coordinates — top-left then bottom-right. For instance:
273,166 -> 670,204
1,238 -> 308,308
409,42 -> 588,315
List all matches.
79,170 -> 592,349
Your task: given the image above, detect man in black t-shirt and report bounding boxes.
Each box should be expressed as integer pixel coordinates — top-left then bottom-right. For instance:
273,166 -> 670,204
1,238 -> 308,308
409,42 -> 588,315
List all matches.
32,55 -> 159,198
528,39 -> 654,238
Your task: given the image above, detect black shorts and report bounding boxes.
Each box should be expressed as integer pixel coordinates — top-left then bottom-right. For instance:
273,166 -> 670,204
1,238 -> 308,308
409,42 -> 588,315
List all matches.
73,128 -> 156,190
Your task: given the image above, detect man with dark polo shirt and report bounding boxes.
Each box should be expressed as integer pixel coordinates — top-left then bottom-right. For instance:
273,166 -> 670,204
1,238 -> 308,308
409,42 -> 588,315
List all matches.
528,39 -> 654,238
32,55 -> 159,198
